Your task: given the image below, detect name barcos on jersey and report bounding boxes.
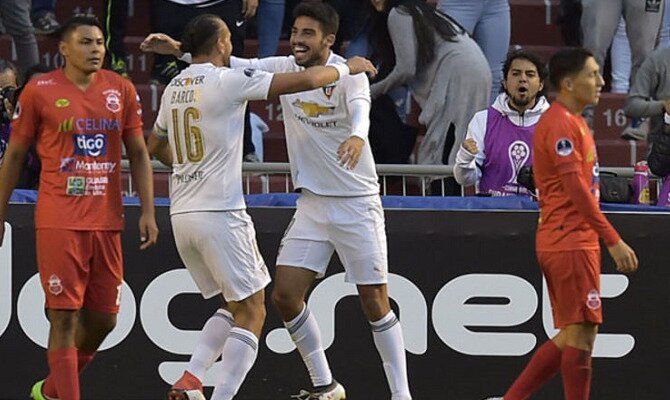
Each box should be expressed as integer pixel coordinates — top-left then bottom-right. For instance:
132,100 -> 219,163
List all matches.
169,75 -> 205,105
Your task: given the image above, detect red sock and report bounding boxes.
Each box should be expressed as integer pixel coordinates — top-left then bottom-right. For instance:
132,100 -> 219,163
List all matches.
504,340 -> 562,400
46,348 -> 79,400
561,346 -> 592,400
43,351 -> 95,398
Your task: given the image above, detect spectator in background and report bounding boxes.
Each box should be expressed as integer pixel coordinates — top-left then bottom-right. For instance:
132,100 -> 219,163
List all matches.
31,0 -> 60,35
613,4 -> 670,139
581,0 -> 664,136
0,59 -> 18,168
624,46 -> 670,176
454,49 -> 549,197
150,0 -> 257,85
1,0 -> 39,75
0,61 -> 50,189
257,0 -> 286,57
104,0 -> 130,78
437,0 -> 510,103
367,0 -> 490,194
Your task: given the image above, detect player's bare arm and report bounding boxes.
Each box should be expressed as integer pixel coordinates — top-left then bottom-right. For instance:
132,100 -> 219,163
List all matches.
140,33 -> 183,58
124,134 -> 159,249
607,240 -> 639,273
0,141 -> 29,246
147,134 -> 173,167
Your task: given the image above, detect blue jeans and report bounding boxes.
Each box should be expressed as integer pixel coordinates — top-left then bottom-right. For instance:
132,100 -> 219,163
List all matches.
611,3 -> 670,93
257,0 -> 285,58
438,0 -> 510,103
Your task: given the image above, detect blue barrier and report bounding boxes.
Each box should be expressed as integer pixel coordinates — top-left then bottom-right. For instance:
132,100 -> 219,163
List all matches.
9,189 -> 670,212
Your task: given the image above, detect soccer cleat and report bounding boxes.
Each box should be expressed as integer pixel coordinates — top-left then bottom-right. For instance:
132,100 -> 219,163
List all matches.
30,380 -> 55,400
290,380 -> 346,400
167,371 -> 205,400
482,397 -> 504,400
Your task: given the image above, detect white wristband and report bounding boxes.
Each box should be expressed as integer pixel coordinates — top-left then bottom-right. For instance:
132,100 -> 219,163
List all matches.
331,63 -> 350,79
665,112 -> 670,125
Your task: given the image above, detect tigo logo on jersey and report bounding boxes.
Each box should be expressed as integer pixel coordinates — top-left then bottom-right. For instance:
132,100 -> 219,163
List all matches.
74,134 -> 107,157
555,138 -> 573,157
55,98 -> 70,108
58,117 -> 75,133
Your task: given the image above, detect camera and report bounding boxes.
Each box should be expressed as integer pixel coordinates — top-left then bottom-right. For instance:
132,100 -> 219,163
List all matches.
0,85 -> 19,124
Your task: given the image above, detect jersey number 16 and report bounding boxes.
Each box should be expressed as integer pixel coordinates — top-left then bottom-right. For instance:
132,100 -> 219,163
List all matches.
171,107 -> 204,163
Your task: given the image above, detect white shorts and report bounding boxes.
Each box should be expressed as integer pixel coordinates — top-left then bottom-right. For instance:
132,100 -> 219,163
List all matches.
171,210 -> 271,302
276,191 -> 388,285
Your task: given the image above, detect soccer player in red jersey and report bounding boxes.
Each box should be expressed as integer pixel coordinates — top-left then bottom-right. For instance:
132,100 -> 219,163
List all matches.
0,16 -> 158,400
491,48 -> 639,400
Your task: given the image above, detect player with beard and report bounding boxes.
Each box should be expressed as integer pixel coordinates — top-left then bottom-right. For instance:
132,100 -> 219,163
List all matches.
454,49 -> 549,197
141,2 -> 412,399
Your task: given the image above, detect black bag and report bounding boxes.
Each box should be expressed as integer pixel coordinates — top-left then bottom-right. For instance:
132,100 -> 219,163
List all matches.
648,124 -> 670,177
599,172 -> 632,203
517,165 -> 536,194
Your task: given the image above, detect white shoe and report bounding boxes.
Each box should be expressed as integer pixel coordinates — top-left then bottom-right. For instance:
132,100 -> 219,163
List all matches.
291,380 -> 346,400
482,397 -> 503,400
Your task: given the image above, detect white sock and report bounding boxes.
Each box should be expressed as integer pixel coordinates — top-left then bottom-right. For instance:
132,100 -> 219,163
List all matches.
370,311 -> 412,400
284,304 -> 332,387
210,327 -> 259,400
187,308 -> 234,381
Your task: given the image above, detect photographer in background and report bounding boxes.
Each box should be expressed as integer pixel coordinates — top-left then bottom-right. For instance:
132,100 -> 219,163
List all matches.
0,59 -> 45,189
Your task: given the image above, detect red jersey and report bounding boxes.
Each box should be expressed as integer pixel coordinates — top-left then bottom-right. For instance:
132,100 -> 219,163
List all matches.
533,102 -> 604,251
10,69 -> 143,230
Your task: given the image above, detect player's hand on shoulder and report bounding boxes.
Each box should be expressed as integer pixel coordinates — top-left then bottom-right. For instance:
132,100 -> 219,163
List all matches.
607,240 -> 638,273
345,57 -> 377,79
337,136 -> 365,170
462,138 -> 479,155
140,33 -> 182,58
138,213 -> 159,250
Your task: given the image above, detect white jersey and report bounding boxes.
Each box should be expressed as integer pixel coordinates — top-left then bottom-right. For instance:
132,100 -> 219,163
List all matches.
231,53 -> 379,196
154,63 -> 273,214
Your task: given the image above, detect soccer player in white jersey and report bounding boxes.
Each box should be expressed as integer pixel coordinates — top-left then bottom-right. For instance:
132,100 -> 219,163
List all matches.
142,3 -> 412,400
146,13 -> 377,400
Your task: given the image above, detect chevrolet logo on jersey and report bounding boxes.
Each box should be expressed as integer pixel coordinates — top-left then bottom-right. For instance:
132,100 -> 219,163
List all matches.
58,117 -> 75,133
292,99 -> 335,118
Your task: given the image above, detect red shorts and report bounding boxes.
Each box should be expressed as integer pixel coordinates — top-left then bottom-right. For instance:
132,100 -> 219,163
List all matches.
36,229 -> 123,314
538,249 -> 602,328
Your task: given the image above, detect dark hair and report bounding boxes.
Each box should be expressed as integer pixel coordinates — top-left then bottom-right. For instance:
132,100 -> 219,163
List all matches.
548,47 -> 594,89
369,0 -> 464,80
180,14 -> 224,57
0,59 -> 18,84
58,15 -> 104,41
293,2 -> 339,36
502,48 -> 548,95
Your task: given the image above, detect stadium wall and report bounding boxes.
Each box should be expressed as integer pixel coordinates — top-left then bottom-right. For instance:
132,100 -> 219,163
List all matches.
0,204 -> 668,399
